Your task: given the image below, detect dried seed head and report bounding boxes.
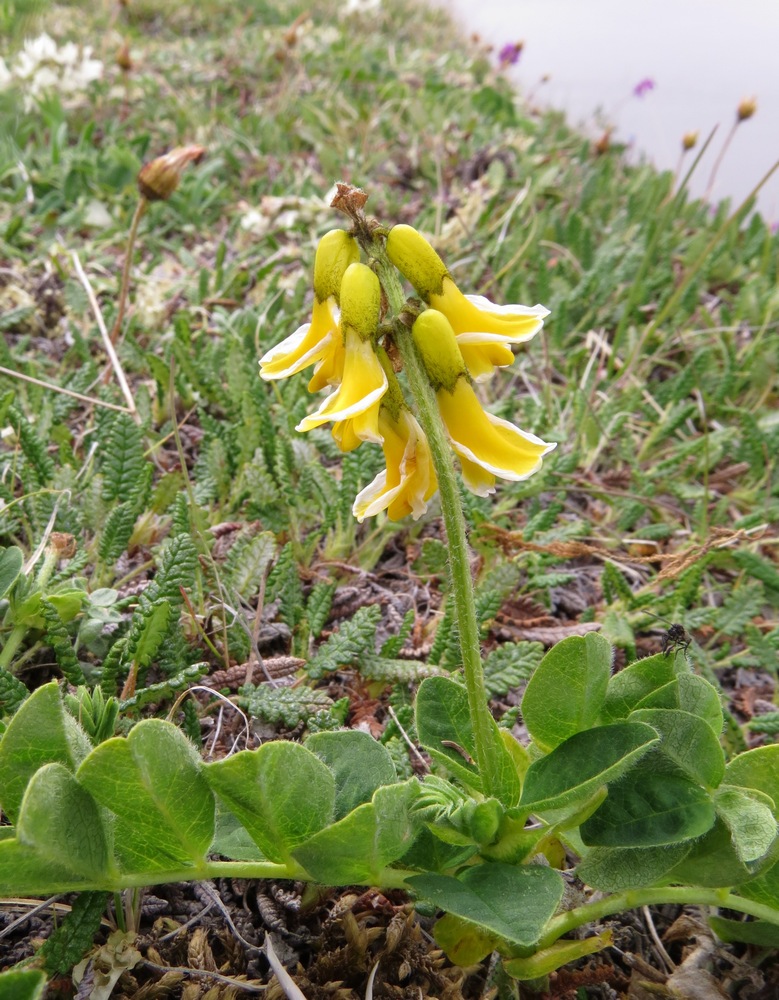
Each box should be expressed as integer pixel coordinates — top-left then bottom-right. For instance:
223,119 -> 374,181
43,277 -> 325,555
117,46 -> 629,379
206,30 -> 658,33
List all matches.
116,39 -> 132,72
737,96 -> 757,121
137,145 -> 206,201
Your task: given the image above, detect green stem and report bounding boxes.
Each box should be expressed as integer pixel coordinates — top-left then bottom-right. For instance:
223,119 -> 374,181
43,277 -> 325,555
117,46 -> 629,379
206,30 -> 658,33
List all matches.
109,196 -> 147,345
0,624 -> 29,673
367,238 -> 505,799
538,887 -> 779,949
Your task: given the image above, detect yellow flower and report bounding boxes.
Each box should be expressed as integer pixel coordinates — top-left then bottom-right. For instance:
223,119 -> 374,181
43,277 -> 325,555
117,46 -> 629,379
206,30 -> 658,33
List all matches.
296,263 -> 386,445
412,310 -> 555,496
259,296 -> 340,381
387,224 -> 548,380
259,230 -> 358,381
297,328 -> 386,442
353,407 -> 437,521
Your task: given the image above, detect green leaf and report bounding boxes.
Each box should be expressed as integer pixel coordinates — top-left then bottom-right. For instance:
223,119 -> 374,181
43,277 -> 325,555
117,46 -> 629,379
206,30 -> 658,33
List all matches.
634,673 -> 723,734
503,932 -> 614,981
0,681 -> 91,823
581,771 -> 715,847
599,654 -> 679,724
739,857 -> 779,908
0,545 -> 23,598
205,741 -> 334,863
666,819 -> 763,888
305,730 -> 397,820
37,891 -> 109,976
714,786 -> 777,864
708,915 -> 779,948
577,843 -> 692,891
306,604 -> 381,678
408,863 -> 564,947
129,599 -> 171,667
628,708 -> 725,788
18,763 -> 112,881
519,722 -> 659,813
77,720 -> 214,873
724,745 -> 779,808
415,677 -> 481,791
292,780 -> 419,884
521,633 -> 612,751
0,969 -> 47,1000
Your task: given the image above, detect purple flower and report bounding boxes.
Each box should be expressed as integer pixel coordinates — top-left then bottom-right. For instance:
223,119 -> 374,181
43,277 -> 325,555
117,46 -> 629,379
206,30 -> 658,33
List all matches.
498,41 -> 523,68
633,77 -> 655,98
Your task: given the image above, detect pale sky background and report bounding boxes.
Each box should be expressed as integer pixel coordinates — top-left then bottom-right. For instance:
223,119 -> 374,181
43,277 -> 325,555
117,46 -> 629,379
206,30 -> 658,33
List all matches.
438,0 -> 779,220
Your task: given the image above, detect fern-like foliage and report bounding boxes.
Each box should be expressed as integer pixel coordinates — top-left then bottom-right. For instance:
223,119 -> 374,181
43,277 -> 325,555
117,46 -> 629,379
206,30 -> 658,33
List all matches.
224,530 -> 276,599
483,641 -> 544,698
266,542 -> 304,630
303,581 -> 336,640
0,666 -> 28,716
601,561 -> 634,605
119,662 -> 209,712
306,604 -> 382,679
240,683 -> 336,727
100,413 -> 145,503
380,608 -> 415,657
41,599 -> 85,686
97,501 -> 138,564
8,403 -> 54,486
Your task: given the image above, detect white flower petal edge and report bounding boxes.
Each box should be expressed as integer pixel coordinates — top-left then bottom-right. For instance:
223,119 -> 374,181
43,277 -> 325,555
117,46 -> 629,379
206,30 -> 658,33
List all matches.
448,411 -> 556,479
259,322 -> 334,380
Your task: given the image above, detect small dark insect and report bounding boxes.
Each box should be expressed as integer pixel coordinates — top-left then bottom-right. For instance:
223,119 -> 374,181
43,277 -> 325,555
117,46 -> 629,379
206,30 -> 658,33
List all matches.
645,612 -> 692,657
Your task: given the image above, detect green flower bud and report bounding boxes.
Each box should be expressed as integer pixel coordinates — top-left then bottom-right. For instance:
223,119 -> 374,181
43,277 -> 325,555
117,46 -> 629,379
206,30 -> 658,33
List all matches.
386,224 -> 448,300
411,309 -> 468,392
339,262 -> 381,341
312,229 -> 360,302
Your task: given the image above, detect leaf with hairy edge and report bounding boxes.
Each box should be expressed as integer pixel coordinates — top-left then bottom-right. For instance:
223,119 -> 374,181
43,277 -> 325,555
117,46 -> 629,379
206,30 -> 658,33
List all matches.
78,720 -> 214,873
415,677 -> 481,791
305,730 -> 397,820
0,681 -> 91,823
18,764 -> 111,882
0,545 -> 23,598
714,786 -> 777,865
521,633 -> 612,751
408,863 -> 564,947
292,780 -> 419,884
581,771 -> 715,847
666,819 -> 768,889
725,745 -> 779,809
519,723 -> 659,813
629,708 -> 725,788
599,654 -> 678,724
576,843 -> 693,891
634,674 -> 723,735
205,741 -> 334,864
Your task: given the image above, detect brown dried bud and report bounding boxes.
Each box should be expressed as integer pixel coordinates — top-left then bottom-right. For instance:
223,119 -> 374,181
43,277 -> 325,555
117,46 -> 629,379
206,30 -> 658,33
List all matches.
681,130 -> 698,151
737,96 -> 757,121
330,182 -> 369,218
49,532 -> 77,559
117,39 -> 132,73
137,145 -> 206,201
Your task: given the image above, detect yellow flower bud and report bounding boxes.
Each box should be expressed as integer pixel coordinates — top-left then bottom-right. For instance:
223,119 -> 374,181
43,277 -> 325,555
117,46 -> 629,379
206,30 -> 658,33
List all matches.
681,130 -> 698,151
411,309 -> 468,393
737,96 -> 757,121
312,229 -> 360,303
339,262 -> 381,341
386,224 -> 448,300
137,145 -> 206,201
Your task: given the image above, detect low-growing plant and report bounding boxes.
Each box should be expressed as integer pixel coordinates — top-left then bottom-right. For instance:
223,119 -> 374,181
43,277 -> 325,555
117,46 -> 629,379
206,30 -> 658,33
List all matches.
1,190 -> 776,987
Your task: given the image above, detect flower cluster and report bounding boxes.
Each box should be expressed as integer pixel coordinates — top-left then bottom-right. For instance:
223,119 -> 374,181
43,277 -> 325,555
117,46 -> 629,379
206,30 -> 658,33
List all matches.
0,33 -> 103,111
259,223 -> 554,521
